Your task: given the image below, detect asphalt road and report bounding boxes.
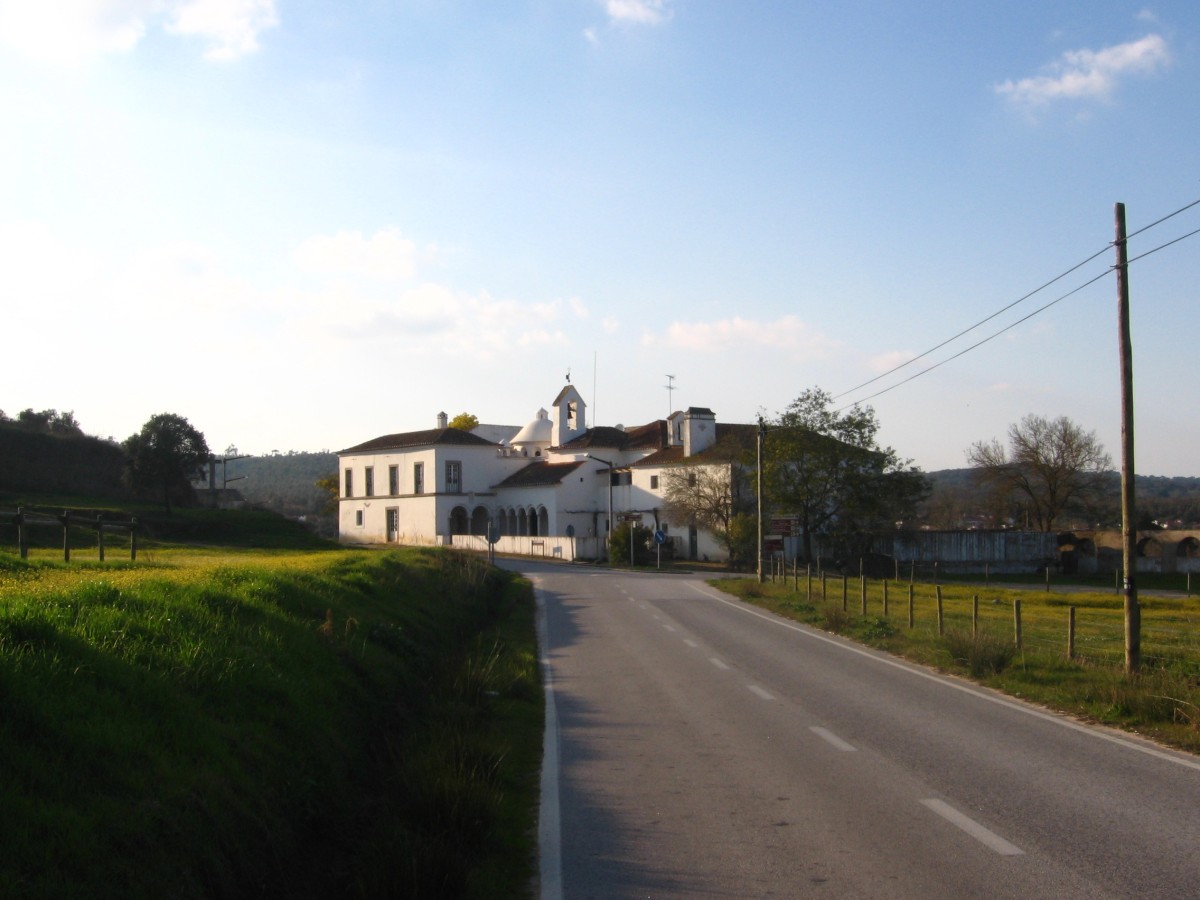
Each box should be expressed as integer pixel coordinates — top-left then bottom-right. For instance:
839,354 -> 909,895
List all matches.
506,560 -> 1200,899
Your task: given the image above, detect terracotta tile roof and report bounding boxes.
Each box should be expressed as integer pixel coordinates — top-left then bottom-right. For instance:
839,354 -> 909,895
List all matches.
493,460 -> 586,488
340,427 -> 498,455
557,420 -> 668,453
630,446 -> 684,467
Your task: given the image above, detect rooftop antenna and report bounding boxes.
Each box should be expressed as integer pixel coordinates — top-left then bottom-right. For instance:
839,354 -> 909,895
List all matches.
665,374 -> 676,418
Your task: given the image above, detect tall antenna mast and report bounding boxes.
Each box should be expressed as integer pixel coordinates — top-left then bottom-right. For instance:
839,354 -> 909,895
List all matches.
665,374 -> 676,418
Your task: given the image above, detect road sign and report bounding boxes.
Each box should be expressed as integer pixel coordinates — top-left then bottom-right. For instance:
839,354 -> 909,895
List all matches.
654,529 -> 667,545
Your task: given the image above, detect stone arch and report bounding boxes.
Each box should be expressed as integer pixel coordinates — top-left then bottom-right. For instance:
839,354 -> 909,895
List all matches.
537,505 -> 549,536
1137,536 -> 1162,558
507,508 -> 517,535
1178,536 -> 1200,559
448,506 -> 469,535
518,508 -> 529,536
470,506 -> 489,535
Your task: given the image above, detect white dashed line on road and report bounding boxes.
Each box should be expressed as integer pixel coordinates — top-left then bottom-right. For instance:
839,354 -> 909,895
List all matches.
811,726 -> 857,752
920,799 -> 1024,856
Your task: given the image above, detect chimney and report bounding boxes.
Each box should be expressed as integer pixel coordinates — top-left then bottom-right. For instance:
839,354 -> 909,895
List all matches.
437,411 -> 448,429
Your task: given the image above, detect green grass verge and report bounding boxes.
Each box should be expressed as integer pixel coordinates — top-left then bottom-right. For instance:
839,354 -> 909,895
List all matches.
724,574 -> 1200,754
0,543 -> 542,899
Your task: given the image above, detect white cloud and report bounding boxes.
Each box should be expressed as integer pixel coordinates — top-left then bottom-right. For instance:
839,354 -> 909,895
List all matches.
643,315 -> 840,355
569,297 -> 589,318
995,34 -> 1170,109
605,0 -> 673,26
165,0 -> 278,61
293,228 -> 436,281
0,0 -> 276,64
602,316 -> 619,333
0,0 -> 151,64
868,350 -> 917,373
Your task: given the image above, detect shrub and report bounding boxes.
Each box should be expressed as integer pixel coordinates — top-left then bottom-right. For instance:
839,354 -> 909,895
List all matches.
820,604 -> 853,633
943,628 -> 1017,677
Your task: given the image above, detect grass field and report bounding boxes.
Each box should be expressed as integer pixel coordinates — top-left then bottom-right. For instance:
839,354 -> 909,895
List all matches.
0,515 -> 542,899
721,571 -> 1200,754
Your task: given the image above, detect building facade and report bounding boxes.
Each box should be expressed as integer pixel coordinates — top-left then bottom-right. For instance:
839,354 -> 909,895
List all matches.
337,384 -> 749,561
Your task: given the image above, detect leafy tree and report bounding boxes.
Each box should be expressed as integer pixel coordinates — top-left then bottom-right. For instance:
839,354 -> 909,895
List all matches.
13,408 -> 82,436
122,413 -> 211,514
448,412 -> 479,431
765,388 -> 927,561
315,473 -> 340,514
967,414 -> 1112,532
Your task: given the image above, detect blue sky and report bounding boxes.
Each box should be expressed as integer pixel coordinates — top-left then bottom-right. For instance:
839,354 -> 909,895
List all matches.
2,1 -> 1197,474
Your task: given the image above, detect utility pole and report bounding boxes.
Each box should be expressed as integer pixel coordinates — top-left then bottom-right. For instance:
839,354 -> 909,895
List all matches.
757,416 -> 766,584
1115,202 -> 1140,674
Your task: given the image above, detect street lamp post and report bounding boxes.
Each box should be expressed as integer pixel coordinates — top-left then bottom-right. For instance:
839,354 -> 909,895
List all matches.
586,453 -> 615,563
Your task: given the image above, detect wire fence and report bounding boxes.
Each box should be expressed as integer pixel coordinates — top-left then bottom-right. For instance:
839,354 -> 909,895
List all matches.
770,560 -> 1200,676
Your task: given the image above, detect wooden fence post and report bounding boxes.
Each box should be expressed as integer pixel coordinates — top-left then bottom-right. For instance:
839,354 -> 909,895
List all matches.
935,585 -> 944,636
972,594 -> 979,638
821,572 -> 827,603
62,510 -> 71,563
860,576 -> 867,615
883,579 -> 889,617
841,575 -> 848,612
96,514 -> 105,562
131,517 -> 138,561
907,583 -> 914,629
806,564 -> 812,602
1067,606 -> 1076,660
1013,599 -> 1023,651
16,507 -> 27,560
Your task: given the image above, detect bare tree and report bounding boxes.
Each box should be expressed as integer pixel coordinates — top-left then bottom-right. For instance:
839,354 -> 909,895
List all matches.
663,464 -> 735,539
967,414 -> 1112,532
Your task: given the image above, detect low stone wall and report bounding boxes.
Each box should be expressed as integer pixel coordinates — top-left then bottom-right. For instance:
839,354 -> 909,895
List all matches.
450,533 -> 602,561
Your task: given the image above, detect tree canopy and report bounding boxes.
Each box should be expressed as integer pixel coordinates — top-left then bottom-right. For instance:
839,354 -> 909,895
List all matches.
448,412 -> 479,431
122,413 -> 211,514
967,414 -> 1112,531
764,388 -> 927,561
1,408 -> 84,436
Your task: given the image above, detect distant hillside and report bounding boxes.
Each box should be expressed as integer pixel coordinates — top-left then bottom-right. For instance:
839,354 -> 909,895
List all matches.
224,452 -> 338,519
923,468 -> 1200,529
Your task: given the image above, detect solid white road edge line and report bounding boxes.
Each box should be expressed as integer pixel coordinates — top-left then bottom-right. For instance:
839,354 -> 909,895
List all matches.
920,799 -> 1024,856
811,726 -> 858,752
748,685 -> 775,700
532,581 -> 563,900
684,582 -> 1200,772
709,657 -> 730,670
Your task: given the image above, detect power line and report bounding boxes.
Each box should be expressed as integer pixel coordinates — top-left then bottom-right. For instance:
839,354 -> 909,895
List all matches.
831,197 -> 1200,411
837,267 -> 1112,412
831,245 -> 1110,401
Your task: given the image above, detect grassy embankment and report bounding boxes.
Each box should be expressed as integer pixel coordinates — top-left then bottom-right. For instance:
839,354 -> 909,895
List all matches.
0,506 -> 543,899
721,571 -> 1200,754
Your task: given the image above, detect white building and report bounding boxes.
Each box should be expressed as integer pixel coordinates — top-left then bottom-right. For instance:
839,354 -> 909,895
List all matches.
337,384 -> 755,561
